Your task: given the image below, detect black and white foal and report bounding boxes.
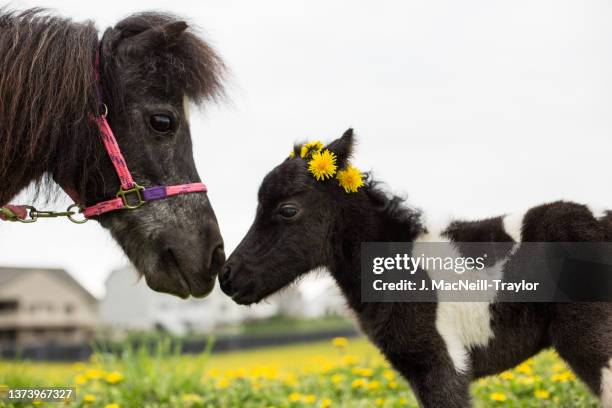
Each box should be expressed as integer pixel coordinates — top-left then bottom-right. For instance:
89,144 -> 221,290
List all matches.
220,130 -> 612,408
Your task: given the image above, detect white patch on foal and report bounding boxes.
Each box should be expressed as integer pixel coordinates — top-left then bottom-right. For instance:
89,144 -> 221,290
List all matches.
587,204 -> 609,220
602,359 -> 612,408
415,222 -> 511,374
502,212 -> 524,242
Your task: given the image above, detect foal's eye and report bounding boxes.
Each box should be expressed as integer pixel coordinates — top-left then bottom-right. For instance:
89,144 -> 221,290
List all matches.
278,205 -> 299,220
149,114 -> 174,133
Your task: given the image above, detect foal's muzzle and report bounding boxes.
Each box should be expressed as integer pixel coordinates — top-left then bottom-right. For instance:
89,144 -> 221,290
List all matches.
219,258 -> 259,305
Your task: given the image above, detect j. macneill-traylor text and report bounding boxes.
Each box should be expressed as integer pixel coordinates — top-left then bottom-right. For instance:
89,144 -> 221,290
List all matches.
373,279 -> 540,293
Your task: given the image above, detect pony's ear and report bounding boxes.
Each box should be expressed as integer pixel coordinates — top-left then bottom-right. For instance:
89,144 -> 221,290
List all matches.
327,128 -> 355,168
119,21 -> 188,55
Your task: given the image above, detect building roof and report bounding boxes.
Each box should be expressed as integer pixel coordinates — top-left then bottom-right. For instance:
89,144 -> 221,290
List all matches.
0,266 -> 97,303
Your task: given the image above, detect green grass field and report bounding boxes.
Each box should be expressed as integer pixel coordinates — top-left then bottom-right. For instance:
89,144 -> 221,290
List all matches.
0,337 -> 600,407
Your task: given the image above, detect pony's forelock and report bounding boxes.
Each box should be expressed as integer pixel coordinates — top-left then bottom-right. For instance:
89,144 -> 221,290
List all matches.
104,12 -> 226,106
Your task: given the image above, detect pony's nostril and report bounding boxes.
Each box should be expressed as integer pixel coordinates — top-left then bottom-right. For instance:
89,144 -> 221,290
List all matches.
210,246 -> 225,272
219,264 -> 233,294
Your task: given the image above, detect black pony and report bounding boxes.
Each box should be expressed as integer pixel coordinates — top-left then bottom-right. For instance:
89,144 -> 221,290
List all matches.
0,9 -> 226,297
221,130 -> 612,407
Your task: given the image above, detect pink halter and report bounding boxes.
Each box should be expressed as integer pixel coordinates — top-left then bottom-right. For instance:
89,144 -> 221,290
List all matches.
0,50 -> 206,223
73,110 -> 207,218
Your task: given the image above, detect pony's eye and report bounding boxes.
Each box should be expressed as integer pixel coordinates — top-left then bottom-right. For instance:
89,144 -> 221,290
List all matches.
149,114 -> 173,133
279,205 -> 299,219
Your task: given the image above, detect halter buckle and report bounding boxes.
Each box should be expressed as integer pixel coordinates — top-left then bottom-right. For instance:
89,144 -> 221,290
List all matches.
116,183 -> 146,210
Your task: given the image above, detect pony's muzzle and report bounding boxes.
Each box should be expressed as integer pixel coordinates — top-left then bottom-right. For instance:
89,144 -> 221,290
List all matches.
150,222 -> 224,298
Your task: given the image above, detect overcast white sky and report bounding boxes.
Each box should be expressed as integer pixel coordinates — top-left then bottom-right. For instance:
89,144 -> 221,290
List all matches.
1,0 -> 611,297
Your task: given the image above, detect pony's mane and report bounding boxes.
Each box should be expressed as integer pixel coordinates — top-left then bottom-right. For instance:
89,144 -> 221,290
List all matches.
0,8 -> 100,201
0,9 -> 225,203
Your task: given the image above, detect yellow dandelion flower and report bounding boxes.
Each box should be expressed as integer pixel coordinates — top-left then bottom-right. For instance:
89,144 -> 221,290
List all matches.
331,374 -> 344,384
331,337 -> 348,348
499,371 -> 515,380
351,367 -> 373,377
388,381 -> 398,389
181,393 -> 203,403
375,398 -> 385,407
341,355 -> 358,366
551,371 -> 575,383
300,141 -> 324,158
85,368 -> 103,380
351,378 -> 367,388
216,378 -> 230,389
399,397 -> 407,404
336,165 -> 364,193
303,394 -> 316,403
383,370 -> 396,381
517,376 -> 535,386
534,390 -> 550,399
320,398 -> 332,408
489,392 -> 507,402
308,149 -> 337,180
105,404 -> 120,408
552,363 -> 565,373
367,380 -> 381,390
105,371 -> 124,384
289,392 -> 302,402
74,374 -> 87,385
83,394 -> 96,403
516,363 -> 533,375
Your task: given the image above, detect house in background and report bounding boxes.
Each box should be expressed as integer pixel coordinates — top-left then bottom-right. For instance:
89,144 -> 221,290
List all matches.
100,266 -> 278,335
0,267 -> 98,349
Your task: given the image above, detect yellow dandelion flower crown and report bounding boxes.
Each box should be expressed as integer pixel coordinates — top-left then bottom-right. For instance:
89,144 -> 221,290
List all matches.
289,132 -> 364,193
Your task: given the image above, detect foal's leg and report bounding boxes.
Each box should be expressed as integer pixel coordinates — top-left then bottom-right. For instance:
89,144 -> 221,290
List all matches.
550,303 -> 612,407
388,354 -> 472,408
409,368 -> 472,408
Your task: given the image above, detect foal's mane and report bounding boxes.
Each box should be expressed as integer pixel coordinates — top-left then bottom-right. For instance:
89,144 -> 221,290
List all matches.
0,9 -> 224,203
362,176 -> 425,241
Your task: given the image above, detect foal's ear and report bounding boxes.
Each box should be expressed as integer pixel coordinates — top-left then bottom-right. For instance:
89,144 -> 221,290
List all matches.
119,21 -> 188,55
327,128 -> 355,168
